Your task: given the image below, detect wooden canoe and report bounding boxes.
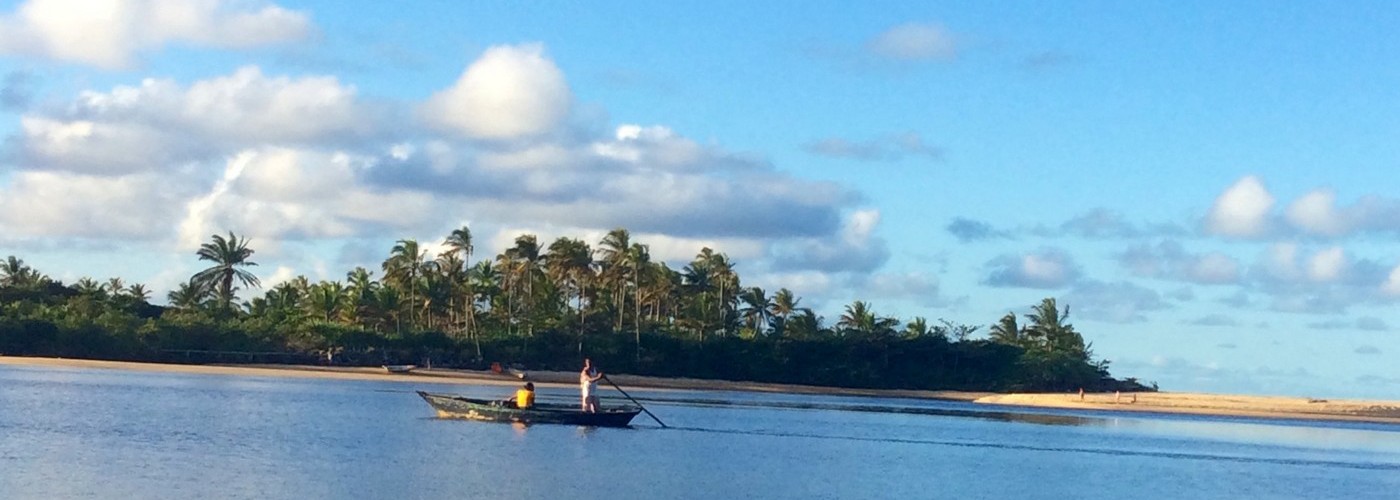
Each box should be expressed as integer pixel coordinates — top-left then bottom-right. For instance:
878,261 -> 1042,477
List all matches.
417,391 -> 641,427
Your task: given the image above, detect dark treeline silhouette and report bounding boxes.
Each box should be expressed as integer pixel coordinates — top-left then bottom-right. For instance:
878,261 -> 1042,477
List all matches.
0,229 -> 1150,392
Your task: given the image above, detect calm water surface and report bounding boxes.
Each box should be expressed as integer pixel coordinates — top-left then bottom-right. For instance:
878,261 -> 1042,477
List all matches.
1,364 -> 1398,499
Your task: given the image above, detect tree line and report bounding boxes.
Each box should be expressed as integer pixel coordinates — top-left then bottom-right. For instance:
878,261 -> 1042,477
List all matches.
0,228 -> 1151,392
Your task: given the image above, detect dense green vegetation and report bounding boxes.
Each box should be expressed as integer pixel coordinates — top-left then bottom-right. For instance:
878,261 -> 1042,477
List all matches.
0,229 -> 1149,392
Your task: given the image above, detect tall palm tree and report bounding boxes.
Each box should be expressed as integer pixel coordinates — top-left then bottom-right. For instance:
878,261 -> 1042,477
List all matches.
738,287 -> 774,336
628,242 -> 650,359
597,228 -> 632,331
706,251 -> 737,338
545,237 -> 594,353
0,256 -> 42,287
503,235 -> 543,338
382,239 -> 427,332
192,232 -> 260,312
345,267 -> 379,329
443,226 -> 474,339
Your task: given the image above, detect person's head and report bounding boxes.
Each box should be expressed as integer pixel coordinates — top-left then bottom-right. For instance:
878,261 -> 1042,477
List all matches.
524,382 -> 534,391
583,358 -> 592,368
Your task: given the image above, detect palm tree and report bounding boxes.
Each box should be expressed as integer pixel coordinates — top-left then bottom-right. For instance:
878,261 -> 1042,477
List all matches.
0,256 -> 42,288
545,237 -> 594,353
597,228 -> 632,331
989,312 -> 1023,346
168,279 -> 211,310
443,226 -> 474,339
345,267 -> 379,329
628,242 -> 650,360
75,278 -> 106,298
304,281 -> 347,323
904,316 -> 930,338
707,251 -> 737,338
738,287 -> 774,336
126,283 -> 152,302
382,239 -> 427,332
1025,297 -> 1086,357
192,232 -> 260,312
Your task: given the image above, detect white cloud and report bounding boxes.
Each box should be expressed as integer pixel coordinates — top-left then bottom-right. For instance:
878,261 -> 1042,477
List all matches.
1204,175 -> 1274,238
866,23 -> 956,62
421,43 -> 573,141
16,66 -> 375,175
0,170 -> 192,239
177,148 -> 437,250
1305,246 -> 1346,283
1381,264 -> 1400,297
1117,240 -> 1240,285
983,248 -> 1080,288
1286,188 -> 1348,236
0,0 -> 311,69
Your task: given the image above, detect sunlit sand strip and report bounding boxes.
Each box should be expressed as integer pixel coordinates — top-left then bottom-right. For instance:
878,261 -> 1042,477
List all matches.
976,392 -> 1400,425
0,356 -> 987,401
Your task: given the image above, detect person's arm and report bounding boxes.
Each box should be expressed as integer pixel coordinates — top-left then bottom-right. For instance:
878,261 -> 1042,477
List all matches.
590,372 -> 604,382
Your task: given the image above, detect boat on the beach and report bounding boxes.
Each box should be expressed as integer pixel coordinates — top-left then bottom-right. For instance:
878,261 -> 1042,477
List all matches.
383,364 -> 416,373
417,391 -> 642,427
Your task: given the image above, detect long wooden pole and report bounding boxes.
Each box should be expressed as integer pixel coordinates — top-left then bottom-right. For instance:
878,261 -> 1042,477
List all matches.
602,374 -> 666,428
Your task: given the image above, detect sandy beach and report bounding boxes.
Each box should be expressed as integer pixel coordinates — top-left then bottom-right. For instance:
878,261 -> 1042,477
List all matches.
977,392 -> 1400,425
4,356 -> 1398,424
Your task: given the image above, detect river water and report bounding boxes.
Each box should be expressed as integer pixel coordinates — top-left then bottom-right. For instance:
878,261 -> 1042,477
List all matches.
1,364 -> 1397,499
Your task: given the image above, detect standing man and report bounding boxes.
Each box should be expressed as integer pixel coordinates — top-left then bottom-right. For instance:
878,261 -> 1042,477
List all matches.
580,358 -> 603,413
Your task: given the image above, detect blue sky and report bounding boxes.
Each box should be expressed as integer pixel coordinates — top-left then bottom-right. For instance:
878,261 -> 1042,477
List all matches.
2,1 -> 1398,398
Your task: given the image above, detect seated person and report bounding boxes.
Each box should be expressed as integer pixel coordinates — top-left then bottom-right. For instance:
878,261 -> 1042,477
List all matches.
508,382 -> 535,409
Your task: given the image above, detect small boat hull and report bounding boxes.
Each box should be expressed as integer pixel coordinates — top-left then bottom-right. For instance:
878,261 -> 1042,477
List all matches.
384,365 -> 416,373
417,391 -> 641,427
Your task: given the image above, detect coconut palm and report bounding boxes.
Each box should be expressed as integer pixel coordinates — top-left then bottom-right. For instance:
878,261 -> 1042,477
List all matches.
382,239 -> 428,331
989,312 -> 1024,346
738,287 -> 775,336
192,232 -> 260,312
126,283 -> 152,302
168,279 -> 211,310
443,226 -> 474,338
545,237 -> 594,353
597,228 -> 632,331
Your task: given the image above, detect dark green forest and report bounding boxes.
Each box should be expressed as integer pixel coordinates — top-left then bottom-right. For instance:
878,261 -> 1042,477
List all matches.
0,228 -> 1150,392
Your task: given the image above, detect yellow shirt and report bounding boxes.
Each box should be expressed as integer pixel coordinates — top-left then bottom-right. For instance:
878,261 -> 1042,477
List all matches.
516,389 -> 535,409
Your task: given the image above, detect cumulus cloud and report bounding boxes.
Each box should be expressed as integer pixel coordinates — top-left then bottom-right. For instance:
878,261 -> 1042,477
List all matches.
982,248 -> 1080,288
866,23 -> 956,62
0,0 -> 312,69
0,44 -> 877,281
1063,280 -> 1169,323
946,217 -> 1011,242
0,170 -> 196,239
13,66 -> 377,175
421,43 -> 573,141
770,209 -> 891,273
1117,240 -> 1241,285
803,132 -> 941,162
1204,175 -> 1274,238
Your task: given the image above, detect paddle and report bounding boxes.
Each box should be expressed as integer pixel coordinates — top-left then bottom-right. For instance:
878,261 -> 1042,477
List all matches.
602,374 -> 667,428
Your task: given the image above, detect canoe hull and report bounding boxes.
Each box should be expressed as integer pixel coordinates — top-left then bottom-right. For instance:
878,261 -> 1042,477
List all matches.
417,391 -> 641,428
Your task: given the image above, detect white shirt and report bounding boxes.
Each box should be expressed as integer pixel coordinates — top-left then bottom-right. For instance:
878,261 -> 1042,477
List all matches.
580,368 -> 598,398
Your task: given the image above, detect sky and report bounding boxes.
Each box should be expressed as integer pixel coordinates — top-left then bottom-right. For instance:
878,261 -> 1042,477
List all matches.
1,0 -> 1398,398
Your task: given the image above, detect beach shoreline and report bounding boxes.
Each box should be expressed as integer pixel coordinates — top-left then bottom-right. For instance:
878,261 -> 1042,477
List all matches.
4,355 -> 1398,425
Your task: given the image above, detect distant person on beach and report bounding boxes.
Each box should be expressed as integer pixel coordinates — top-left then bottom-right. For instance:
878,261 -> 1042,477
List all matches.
512,382 -> 535,409
1079,388 -> 1085,401
580,358 -> 603,413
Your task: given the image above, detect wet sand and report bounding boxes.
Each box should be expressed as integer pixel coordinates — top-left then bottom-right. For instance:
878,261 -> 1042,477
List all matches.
5,356 -> 1398,424
977,392 -> 1400,425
